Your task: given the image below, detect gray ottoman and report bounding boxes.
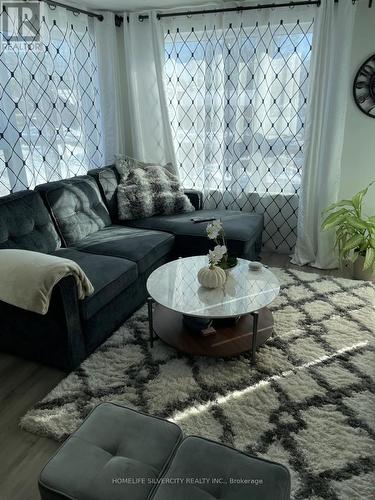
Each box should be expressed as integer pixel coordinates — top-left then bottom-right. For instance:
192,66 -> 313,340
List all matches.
152,436 -> 290,500
39,403 -> 182,500
39,403 -> 290,500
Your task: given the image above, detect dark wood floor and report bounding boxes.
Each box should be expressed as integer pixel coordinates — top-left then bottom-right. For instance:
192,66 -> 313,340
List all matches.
0,253 -> 343,500
0,355 -> 63,499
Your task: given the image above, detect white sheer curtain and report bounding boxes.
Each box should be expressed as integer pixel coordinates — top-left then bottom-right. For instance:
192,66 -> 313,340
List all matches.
161,4 -> 316,252
292,0 -> 357,268
122,12 -> 177,172
0,4 -> 103,196
94,13 -> 126,164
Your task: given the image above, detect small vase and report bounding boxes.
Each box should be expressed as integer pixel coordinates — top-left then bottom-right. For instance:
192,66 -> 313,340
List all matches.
197,265 -> 227,289
218,254 -> 238,270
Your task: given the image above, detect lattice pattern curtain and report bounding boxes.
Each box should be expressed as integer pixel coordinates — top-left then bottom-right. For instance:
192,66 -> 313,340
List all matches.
0,4 -> 103,196
163,5 -> 316,252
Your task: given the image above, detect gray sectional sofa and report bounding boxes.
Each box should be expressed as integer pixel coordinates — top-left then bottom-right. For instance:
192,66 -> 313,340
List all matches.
0,165 -> 264,371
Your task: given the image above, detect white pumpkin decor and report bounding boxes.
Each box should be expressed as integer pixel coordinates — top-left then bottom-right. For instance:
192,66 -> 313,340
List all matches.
197,265 -> 227,289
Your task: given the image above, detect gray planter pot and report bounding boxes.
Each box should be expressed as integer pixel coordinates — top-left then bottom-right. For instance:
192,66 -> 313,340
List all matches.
353,255 -> 375,282
340,259 -> 353,279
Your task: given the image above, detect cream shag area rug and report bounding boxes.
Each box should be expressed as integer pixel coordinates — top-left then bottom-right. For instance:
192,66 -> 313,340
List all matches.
21,269 -> 375,499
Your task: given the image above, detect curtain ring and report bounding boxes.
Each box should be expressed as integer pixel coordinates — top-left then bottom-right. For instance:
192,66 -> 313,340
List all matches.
48,4 -> 56,10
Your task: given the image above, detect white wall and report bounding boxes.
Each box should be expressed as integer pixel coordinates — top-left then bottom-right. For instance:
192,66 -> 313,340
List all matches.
340,2 -> 375,215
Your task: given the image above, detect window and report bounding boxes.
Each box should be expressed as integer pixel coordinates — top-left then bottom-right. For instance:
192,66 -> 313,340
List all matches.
164,16 -> 314,251
0,7 -> 102,196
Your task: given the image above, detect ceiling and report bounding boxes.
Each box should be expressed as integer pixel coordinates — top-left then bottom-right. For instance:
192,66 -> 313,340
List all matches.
76,0 -> 231,13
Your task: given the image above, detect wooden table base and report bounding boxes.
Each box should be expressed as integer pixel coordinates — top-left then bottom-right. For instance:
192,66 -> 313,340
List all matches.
148,301 -> 274,362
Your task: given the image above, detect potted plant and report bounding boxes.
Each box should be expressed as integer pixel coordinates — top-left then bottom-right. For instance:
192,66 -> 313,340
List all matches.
206,220 -> 238,269
322,182 -> 375,281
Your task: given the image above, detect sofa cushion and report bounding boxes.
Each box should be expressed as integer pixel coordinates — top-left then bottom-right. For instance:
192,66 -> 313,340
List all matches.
36,176 -> 111,246
153,436 -> 291,500
183,189 -> 203,210
0,190 -> 61,253
125,209 -> 264,259
39,403 -> 182,500
74,225 -> 175,274
53,248 -> 138,321
88,165 -> 120,220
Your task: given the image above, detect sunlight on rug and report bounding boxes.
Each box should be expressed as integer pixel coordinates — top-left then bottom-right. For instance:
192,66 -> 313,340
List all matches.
172,340 -> 369,423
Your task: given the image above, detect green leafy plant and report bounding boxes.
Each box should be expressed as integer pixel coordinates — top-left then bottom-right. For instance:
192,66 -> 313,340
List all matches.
322,182 -> 375,271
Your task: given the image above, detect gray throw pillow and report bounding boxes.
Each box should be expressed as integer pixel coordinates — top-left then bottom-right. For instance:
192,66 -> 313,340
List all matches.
117,166 -> 195,220
116,155 -> 175,178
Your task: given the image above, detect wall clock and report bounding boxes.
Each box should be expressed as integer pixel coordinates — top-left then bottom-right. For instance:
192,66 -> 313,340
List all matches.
353,54 -> 375,118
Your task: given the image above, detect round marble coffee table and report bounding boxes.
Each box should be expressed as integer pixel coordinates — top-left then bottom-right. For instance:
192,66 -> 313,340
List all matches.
146,256 -> 280,364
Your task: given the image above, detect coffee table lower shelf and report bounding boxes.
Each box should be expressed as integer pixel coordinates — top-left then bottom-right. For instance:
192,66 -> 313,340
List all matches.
147,300 -> 274,364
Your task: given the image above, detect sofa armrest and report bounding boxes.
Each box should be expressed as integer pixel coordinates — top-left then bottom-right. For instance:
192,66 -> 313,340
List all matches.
0,275 -> 86,371
56,276 -> 86,369
184,189 -> 203,210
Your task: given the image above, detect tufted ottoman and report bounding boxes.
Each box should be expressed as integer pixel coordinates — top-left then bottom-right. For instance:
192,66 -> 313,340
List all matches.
39,403 -> 291,500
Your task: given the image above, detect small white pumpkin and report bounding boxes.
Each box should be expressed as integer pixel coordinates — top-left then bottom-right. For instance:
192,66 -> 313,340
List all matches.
197,265 -> 227,289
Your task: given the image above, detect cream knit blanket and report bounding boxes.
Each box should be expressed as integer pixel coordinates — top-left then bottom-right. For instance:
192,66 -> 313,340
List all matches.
0,249 -> 94,315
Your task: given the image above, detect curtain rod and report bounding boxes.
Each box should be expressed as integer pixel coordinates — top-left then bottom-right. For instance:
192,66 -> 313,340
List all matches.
116,0 -> 364,25
137,0 -> 321,22
38,0 -> 104,21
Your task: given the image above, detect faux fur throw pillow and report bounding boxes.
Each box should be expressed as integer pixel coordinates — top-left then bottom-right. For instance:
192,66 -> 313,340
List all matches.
117,166 -> 195,220
116,155 -> 175,179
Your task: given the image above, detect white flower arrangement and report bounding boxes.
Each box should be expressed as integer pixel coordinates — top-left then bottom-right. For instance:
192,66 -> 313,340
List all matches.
207,220 -> 223,240
206,220 -> 229,269
208,245 -> 227,268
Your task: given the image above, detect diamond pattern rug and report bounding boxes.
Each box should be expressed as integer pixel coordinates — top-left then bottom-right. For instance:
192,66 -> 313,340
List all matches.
21,268 -> 375,499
